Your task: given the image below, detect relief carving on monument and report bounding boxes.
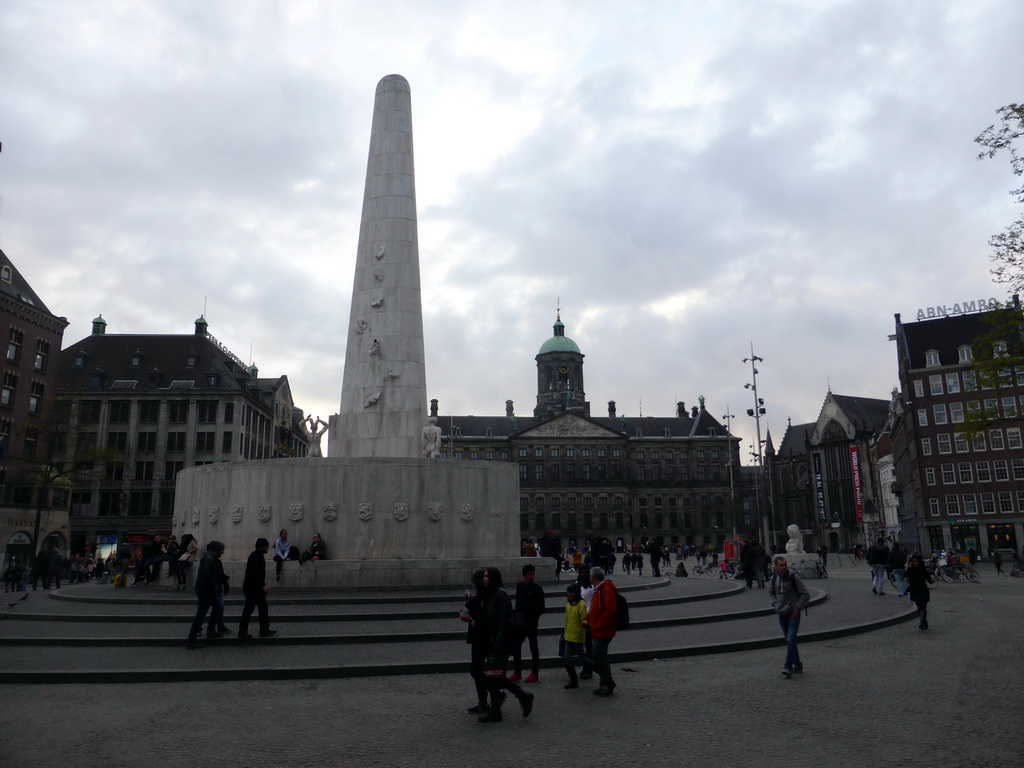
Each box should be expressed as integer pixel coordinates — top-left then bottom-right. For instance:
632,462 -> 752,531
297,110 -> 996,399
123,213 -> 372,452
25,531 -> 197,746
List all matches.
428,502 -> 442,522
209,507 -> 220,525
373,268 -> 385,283
393,502 -> 409,521
460,503 -> 474,522
364,391 -> 381,408
231,505 -> 244,523
258,505 -> 272,523
355,319 -> 368,334
323,503 -> 338,522
489,509 -> 502,517
289,502 -> 304,522
191,508 -> 200,525
358,502 -> 374,521
369,339 -> 382,356
370,295 -> 384,308
375,245 -> 385,260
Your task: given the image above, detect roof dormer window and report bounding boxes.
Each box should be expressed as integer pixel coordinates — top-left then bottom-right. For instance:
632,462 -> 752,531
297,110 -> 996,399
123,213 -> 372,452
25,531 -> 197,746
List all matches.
994,341 -> 1008,358
1,266 -> 11,283
186,353 -> 198,368
130,350 -> 143,368
925,350 -> 940,367
958,346 -> 972,362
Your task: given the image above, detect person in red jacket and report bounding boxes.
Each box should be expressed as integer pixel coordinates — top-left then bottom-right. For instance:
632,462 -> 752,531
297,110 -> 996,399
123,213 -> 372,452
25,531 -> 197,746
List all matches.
584,566 -> 617,697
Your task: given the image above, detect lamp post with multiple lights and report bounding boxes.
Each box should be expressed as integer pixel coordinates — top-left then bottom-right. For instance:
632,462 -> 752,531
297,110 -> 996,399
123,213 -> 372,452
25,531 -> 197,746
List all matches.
743,346 -> 774,549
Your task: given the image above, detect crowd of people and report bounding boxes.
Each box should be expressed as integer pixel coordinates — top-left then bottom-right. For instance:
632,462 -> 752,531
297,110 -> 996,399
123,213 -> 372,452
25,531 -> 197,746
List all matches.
461,560 -> 622,723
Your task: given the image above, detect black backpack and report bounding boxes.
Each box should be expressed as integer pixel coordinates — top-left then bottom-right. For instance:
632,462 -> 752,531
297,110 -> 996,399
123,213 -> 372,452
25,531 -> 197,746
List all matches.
614,592 -> 630,630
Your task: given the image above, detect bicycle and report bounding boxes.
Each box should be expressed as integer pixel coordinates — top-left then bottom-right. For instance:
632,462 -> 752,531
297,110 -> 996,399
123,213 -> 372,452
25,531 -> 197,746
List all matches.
800,560 -> 828,579
693,561 -> 718,578
936,564 -> 980,583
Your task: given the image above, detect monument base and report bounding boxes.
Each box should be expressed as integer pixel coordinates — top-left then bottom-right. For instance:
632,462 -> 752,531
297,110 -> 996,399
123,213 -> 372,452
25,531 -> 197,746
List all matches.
222,556 -> 537,589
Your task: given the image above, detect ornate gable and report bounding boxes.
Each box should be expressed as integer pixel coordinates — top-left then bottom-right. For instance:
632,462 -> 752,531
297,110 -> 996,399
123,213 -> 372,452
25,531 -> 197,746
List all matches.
517,412 -> 623,439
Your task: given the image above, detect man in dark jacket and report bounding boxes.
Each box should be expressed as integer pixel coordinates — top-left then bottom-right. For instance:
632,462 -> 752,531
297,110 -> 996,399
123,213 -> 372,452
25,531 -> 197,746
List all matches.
238,538 -> 277,639
31,549 -> 49,590
538,531 -> 561,579
185,541 -> 226,649
888,542 -> 908,596
510,563 -> 545,683
647,540 -> 662,577
45,548 -> 62,589
867,537 -> 890,595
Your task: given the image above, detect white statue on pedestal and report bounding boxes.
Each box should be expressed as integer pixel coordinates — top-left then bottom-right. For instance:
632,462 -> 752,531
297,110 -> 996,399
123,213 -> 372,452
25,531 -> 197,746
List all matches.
422,416 -> 442,458
785,524 -> 804,554
304,415 -> 329,458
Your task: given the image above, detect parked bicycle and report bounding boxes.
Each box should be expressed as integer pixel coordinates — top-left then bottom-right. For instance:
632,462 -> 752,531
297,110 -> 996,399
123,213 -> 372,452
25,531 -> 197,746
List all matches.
935,563 -> 980,583
693,561 -> 718,578
800,559 -> 828,579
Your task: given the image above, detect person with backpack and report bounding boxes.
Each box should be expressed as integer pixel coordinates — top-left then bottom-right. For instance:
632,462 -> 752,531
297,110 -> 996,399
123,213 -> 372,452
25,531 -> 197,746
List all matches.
768,555 -> 810,678
477,567 -> 535,723
585,566 -> 618,697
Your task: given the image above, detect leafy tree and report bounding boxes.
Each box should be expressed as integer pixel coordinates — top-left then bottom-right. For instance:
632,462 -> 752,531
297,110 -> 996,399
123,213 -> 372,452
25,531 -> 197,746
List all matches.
976,103 -> 1024,289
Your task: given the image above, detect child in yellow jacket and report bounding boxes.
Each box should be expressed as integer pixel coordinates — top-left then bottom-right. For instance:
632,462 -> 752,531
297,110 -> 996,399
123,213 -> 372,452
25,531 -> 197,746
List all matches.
563,583 -> 595,688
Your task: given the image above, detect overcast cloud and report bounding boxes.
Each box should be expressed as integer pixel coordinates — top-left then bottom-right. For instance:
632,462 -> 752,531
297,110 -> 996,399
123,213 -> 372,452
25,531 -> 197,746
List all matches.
3,0 -> 1022,460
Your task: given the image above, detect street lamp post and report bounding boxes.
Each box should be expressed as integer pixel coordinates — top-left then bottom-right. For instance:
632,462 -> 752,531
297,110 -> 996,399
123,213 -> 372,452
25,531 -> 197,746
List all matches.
743,345 -> 772,550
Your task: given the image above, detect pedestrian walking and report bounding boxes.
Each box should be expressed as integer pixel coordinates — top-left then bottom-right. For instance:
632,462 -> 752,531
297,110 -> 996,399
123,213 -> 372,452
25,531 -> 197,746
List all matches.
993,549 -> 1005,576
888,541 -> 908,596
478,567 -> 534,723
768,555 -> 810,677
867,537 -> 890,595
586,566 -> 618,697
238,538 -> 277,639
904,554 -> 935,630
509,563 -> 544,683
461,570 -> 489,714
185,540 -> 226,649
562,583 -> 595,688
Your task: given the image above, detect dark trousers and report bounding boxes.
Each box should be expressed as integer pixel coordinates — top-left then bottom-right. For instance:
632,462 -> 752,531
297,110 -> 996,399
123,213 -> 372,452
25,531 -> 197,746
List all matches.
485,654 -> 526,710
239,591 -> 270,635
273,547 -> 299,577
44,571 -> 61,589
187,591 -> 217,643
593,636 -> 615,689
469,642 -> 488,706
512,620 -> 540,675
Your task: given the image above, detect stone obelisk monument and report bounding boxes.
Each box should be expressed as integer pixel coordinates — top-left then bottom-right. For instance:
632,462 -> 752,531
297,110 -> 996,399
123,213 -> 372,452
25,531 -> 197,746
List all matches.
172,75 -> 526,588
330,75 -> 425,458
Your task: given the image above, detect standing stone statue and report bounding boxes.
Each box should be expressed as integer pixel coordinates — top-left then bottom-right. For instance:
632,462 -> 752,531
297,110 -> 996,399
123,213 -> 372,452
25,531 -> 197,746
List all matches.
785,524 -> 804,554
304,416 -> 329,458
422,416 -> 442,458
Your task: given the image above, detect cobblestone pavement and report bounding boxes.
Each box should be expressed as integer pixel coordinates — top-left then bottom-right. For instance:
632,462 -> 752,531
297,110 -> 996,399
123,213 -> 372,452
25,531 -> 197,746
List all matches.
1,563 -> 1021,766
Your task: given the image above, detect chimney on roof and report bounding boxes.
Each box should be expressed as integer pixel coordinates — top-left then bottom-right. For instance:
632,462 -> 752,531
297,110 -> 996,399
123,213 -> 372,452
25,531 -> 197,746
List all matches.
676,401 -> 686,418
608,401 -> 616,418
505,400 -> 514,418
430,399 -> 439,417
691,406 -> 698,418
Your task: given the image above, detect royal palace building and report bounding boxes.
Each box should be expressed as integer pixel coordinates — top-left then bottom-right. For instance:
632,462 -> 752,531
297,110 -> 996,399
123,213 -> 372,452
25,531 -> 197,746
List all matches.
435,315 -> 746,550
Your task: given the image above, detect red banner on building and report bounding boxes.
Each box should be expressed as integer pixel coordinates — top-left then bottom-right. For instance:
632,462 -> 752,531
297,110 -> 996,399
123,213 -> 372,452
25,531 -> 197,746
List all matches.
849,447 -> 863,522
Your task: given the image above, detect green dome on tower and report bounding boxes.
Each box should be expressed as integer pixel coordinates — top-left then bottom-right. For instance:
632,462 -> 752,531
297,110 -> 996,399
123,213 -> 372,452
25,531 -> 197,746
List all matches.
538,316 -> 581,355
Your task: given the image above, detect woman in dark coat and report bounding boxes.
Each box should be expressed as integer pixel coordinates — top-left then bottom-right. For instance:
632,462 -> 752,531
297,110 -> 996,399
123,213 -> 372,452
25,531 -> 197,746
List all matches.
904,554 -> 935,630
478,566 -> 534,723
461,570 -> 489,714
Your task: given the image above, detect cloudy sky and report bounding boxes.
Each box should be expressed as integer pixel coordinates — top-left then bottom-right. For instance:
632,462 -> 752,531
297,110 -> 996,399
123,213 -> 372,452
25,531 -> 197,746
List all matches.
3,0 -> 1022,460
